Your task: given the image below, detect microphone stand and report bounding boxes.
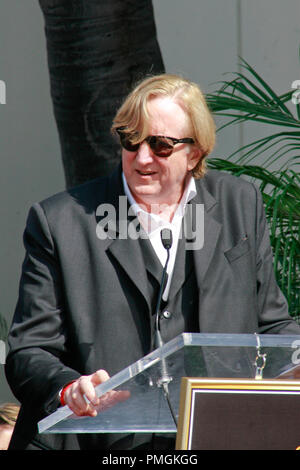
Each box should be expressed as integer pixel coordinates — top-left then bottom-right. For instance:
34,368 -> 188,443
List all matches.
153,229 -> 177,428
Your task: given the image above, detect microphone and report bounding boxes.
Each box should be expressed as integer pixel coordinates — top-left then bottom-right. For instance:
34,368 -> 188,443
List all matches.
153,229 -> 177,427
161,227 -> 173,250
154,228 -> 173,349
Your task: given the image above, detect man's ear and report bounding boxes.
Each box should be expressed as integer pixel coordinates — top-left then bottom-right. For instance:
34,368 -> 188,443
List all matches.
187,147 -> 202,171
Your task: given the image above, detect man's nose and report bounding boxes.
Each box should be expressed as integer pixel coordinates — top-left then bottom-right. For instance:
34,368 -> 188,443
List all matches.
135,141 -> 154,164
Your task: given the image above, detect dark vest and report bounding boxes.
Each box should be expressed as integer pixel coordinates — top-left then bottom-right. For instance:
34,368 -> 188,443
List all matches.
139,232 -> 199,349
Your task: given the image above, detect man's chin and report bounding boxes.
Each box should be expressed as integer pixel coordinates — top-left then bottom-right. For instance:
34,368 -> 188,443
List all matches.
131,186 -> 160,202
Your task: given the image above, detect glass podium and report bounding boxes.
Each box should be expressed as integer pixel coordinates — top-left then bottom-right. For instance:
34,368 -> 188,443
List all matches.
38,333 -> 300,436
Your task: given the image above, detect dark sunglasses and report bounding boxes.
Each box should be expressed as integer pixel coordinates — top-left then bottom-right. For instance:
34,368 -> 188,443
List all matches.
116,128 -> 194,158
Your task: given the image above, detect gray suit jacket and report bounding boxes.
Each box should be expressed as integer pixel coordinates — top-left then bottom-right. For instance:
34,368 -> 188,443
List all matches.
5,166 -> 300,449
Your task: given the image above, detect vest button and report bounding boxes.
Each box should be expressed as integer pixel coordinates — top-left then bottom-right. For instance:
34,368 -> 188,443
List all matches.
162,310 -> 172,319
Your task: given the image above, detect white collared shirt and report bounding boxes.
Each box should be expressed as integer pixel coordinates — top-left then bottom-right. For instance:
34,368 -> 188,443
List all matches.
122,172 -> 197,301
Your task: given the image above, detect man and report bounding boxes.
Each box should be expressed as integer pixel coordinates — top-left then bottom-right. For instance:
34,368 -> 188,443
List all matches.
5,74 -> 300,450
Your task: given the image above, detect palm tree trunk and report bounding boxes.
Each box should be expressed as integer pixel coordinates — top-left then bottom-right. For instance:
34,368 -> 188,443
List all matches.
39,0 -> 165,188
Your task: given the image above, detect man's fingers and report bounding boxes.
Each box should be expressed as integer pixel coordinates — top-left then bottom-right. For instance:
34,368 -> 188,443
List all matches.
76,376 -> 98,407
63,369 -> 130,418
91,369 -> 110,386
63,369 -> 113,417
63,381 -> 93,415
82,369 -> 110,406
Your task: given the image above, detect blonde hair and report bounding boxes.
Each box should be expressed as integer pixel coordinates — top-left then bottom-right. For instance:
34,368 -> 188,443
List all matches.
111,74 -> 216,178
0,403 -> 19,427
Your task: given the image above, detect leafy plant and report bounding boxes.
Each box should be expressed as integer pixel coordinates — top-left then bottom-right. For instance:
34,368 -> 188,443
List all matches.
206,59 -> 300,318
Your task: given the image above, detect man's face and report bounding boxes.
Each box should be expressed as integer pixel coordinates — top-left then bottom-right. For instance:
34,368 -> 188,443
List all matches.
122,96 -> 199,212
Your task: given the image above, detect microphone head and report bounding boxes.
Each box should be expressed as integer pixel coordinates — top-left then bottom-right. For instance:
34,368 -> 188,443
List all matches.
161,228 -> 173,250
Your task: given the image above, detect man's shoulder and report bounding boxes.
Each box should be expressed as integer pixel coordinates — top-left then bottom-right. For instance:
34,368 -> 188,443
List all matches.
198,169 -> 257,198
38,174 -> 115,214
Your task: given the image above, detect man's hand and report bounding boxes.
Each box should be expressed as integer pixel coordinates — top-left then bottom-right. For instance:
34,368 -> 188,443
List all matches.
63,369 -> 129,417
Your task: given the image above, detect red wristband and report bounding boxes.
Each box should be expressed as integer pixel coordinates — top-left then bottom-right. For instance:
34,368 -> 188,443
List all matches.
60,381 -> 75,406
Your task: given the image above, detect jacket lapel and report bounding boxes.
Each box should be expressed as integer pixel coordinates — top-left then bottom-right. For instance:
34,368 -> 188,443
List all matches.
138,236 -> 164,285
167,177 -> 222,299
107,236 -> 152,310
167,234 -> 189,299
96,166 -> 151,311
191,178 -> 222,284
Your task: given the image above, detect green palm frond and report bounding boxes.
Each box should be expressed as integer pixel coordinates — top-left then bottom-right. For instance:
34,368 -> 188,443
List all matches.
206,57 -> 300,318
206,58 -> 300,170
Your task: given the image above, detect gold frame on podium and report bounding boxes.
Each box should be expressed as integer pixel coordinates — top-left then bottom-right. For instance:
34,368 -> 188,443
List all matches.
176,378 -> 300,450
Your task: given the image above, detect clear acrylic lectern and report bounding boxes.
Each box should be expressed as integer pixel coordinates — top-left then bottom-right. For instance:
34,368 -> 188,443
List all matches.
38,332 -> 300,435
